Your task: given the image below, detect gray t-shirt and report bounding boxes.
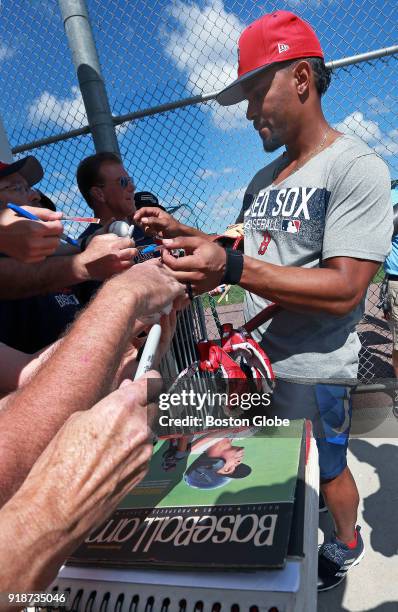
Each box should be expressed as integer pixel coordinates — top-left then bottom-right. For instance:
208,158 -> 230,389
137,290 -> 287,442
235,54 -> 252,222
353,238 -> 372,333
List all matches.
242,134 -> 392,380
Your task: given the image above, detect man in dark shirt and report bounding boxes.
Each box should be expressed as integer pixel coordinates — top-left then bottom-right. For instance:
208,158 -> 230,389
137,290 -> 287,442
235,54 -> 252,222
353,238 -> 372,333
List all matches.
76,152 -> 195,374
75,152 -> 161,305
0,184 -> 82,352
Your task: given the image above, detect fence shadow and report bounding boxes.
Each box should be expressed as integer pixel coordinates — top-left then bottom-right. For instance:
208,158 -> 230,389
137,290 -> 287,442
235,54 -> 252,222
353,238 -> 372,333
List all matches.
361,314 -> 391,333
358,347 -> 393,380
349,439 -> 398,558
359,330 -> 391,346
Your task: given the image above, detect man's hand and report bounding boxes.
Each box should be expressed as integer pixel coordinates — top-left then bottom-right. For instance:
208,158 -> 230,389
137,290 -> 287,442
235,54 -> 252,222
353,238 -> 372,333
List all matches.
0,373 -> 160,591
0,206 -> 63,263
116,310 -> 178,382
17,206 -> 63,223
76,233 -> 137,281
130,310 -> 178,358
157,309 -> 178,361
116,258 -> 188,317
133,206 -> 185,238
161,237 -> 227,295
141,309 -> 177,365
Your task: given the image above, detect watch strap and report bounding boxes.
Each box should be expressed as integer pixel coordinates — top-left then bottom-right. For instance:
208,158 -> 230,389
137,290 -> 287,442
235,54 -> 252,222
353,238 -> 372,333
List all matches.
221,248 -> 244,285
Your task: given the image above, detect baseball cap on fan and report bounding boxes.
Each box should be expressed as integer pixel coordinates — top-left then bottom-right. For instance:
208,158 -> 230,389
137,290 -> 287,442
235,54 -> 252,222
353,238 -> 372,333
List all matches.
0,155 -> 44,186
217,11 -> 323,107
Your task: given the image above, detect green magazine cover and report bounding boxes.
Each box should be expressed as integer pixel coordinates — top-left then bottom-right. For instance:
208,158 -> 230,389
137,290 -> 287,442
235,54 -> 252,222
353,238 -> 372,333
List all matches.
69,422 -> 304,570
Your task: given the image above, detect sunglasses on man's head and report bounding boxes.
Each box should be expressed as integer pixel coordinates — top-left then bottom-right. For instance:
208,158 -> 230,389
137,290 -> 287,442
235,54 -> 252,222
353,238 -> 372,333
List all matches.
96,176 -> 135,190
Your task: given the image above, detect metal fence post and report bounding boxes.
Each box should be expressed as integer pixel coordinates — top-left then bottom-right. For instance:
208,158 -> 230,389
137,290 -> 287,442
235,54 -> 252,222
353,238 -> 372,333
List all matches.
0,115 -> 13,162
58,0 -> 120,155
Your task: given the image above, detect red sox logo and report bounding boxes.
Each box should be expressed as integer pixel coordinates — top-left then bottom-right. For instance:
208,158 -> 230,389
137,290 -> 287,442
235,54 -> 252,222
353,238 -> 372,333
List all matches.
258,231 -> 271,255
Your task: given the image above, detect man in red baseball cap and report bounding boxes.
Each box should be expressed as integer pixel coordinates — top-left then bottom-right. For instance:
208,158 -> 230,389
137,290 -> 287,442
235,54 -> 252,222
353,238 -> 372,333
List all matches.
0,155 -> 44,186
134,11 -> 392,591
217,10 -> 324,106
0,155 -> 64,263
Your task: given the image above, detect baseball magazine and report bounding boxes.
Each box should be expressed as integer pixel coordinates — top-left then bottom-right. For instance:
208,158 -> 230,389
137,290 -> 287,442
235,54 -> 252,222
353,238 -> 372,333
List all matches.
68,422 -> 305,570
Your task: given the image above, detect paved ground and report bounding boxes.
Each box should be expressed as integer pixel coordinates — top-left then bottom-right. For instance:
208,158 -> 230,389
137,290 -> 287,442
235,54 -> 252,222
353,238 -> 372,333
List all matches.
318,431 -> 398,611
203,302 -> 245,337
203,300 -> 398,611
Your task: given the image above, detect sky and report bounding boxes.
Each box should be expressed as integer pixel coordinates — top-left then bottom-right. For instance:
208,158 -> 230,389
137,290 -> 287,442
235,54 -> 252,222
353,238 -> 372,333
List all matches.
0,0 -> 397,234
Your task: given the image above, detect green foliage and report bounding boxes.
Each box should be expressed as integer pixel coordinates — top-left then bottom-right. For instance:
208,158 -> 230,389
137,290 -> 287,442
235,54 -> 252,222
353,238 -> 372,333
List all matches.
201,285 -> 245,308
373,265 -> 385,284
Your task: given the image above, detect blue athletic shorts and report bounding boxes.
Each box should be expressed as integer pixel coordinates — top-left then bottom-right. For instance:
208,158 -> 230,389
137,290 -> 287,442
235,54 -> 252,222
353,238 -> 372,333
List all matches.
270,379 -> 352,481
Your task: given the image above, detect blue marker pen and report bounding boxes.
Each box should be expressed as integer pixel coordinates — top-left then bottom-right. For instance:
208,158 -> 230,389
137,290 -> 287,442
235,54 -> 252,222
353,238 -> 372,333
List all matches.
140,243 -> 162,255
7,203 -> 79,247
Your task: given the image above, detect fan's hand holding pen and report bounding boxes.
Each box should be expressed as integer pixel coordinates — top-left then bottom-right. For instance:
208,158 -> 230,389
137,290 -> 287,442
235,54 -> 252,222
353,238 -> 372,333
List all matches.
0,205 -> 63,263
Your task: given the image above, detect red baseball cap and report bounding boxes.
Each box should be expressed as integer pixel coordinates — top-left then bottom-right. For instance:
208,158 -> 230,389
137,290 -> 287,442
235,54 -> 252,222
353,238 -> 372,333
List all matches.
0,155 -> 43,186
217,11 -> 323,106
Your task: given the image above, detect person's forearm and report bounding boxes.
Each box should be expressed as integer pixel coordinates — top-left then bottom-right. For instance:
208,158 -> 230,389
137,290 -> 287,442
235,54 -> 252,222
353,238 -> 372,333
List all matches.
0,254 -> 88,299
0,371 -> 154,593
0,344 -> 30,393
178,223 -> 213,240
52,242 -> 81,256
0,278 -> 143,505
0,343 -> 59,395
239,256 -> 365,316
18,341 -> 61,387
0,494 -> 68,593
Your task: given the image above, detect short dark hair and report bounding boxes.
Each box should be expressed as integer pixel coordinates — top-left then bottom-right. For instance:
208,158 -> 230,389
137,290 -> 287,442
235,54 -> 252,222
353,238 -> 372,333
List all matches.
305,57 -> 332,96
76,152 -> 121,204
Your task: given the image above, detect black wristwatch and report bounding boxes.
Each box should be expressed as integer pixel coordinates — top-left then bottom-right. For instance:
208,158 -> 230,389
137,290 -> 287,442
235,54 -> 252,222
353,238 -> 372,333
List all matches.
221,248 -> 244,285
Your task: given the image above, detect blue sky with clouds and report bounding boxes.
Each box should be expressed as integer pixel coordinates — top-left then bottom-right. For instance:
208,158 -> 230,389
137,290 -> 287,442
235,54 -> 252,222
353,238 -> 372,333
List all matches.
0,0 -> 396,233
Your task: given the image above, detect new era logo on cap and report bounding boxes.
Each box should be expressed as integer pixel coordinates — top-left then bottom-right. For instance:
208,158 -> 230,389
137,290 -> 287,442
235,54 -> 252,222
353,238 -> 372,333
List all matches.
278,43 -> 290,53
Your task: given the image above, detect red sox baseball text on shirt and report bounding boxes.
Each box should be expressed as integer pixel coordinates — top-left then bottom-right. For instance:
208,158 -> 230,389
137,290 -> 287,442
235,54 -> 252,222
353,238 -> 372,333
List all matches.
249,187 -> 317,219
244,186 -> 329,239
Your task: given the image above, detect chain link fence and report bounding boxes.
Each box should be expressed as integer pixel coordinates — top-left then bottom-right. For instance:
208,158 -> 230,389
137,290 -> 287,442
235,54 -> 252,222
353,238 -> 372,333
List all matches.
0,0 -> 397,383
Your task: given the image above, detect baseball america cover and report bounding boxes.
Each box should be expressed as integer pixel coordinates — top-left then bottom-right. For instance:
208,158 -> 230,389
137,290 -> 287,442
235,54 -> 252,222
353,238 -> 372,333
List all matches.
68,423 -> 305,570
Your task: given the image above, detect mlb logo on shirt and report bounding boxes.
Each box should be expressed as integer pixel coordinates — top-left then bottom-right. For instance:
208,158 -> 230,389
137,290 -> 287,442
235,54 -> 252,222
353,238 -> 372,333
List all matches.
281,220 -> 301,234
